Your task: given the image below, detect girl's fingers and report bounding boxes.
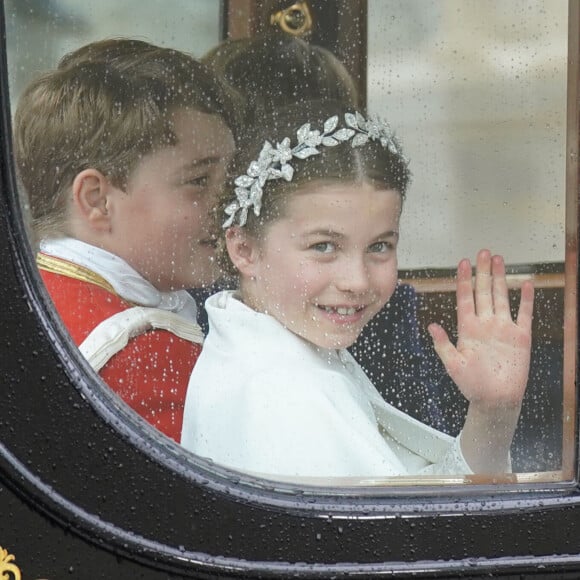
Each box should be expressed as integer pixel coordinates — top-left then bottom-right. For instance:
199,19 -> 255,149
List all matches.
474,249 -> 493,317
428,323 -> 456,364
456,258 -> 475,330
491,254 -> 511,318
516,279 -> 535,332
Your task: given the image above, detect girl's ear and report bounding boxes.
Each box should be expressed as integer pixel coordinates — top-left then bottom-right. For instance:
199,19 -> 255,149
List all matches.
72,169 -> 113,232
225,227 -> 261,278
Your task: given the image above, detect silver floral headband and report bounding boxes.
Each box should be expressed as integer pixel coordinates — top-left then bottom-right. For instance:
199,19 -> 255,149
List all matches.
223,111 -> 406,228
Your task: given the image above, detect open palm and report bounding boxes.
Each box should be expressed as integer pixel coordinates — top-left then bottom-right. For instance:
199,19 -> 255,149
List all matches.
429,250 -> 534,409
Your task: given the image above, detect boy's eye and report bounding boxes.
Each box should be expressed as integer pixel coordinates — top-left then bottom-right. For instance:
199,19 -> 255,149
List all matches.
368,241 -> 393,253
311,241 -> 336,254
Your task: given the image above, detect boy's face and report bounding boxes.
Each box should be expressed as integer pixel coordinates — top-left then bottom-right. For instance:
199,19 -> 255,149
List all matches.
241,182 -> 401,349
109,109 -> 234,290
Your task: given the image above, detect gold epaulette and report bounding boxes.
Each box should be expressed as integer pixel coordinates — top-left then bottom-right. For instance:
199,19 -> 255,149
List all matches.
36,252 -> 117,296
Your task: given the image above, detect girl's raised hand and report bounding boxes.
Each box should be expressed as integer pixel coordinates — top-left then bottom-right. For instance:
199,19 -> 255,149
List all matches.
428,249 -> 534,410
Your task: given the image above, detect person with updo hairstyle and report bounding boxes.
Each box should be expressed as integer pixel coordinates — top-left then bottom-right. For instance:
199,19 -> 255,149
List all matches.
181,101 -> 534,481
196,31 -> 446,430
202,31 -> 360,127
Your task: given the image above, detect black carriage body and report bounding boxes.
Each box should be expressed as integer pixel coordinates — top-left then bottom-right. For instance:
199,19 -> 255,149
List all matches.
1,2 -> 580,578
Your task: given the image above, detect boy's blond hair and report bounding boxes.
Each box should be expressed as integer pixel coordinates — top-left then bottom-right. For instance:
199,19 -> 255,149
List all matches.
14,38 -> 238,241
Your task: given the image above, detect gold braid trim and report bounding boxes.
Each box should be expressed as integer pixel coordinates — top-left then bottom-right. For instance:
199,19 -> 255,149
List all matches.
36,252 -> 118,296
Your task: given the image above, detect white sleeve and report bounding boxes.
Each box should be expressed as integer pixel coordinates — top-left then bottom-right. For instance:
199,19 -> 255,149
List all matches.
417,432 -> 473,475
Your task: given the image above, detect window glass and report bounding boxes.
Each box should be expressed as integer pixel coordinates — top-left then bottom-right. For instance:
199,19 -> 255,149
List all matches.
368,0 -> 567,268
5,0 -> 220,105
4,0 -> 576,489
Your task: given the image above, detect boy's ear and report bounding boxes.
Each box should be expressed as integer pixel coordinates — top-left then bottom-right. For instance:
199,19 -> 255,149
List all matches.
72,169 -> 113,231
225,227 -> 261,278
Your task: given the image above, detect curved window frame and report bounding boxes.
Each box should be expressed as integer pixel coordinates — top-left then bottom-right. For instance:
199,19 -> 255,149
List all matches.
1,1 -> 580,577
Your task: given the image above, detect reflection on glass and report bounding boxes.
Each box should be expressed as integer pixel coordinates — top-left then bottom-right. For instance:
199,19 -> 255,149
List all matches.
4,0 -> 575,486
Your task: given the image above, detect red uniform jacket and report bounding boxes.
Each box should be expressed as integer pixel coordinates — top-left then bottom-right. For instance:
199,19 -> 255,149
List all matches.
39,265 -> 201,443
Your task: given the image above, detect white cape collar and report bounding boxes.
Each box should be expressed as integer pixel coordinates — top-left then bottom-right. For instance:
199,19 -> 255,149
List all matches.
39,237 -> 198,323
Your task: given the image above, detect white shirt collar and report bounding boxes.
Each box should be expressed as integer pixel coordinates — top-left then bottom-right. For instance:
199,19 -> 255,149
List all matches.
39,237 -> 198,323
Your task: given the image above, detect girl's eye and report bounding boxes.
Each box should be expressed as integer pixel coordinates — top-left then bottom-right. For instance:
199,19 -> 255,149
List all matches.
368,241 -> 393,253
311,242 -> 336,254
186,174 -> 210,188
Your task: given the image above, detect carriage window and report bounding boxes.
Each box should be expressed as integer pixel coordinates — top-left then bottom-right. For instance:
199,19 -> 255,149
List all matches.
4,0 -> 577,488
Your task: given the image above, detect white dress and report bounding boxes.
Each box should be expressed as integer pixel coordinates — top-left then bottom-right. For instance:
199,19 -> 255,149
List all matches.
181,291 -> 472,481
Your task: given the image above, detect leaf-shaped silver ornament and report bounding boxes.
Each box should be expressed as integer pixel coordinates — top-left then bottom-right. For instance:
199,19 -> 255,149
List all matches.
355,111 -> 367,130
249,181 -> 262,216
274,138 -> 293,163
223,214 -> 236,228
303,130 -> 322,147
296,123 -> 311,143
247,160 -> 262,177
294,146 -> 320,159
235,175 -> 254,188
238,206 -> 249,227
249,180 -> 262,201
333,128 -> 355,141
258,141 -> 273,161
235,187 -> 250,203
224,201 -> 239,215
351,133 -> 369,147
223,201 -> 240,228
323,115 -> 339,133
280,164 -> 294,181
322,136 -> 339,146
345,112 -> 358,129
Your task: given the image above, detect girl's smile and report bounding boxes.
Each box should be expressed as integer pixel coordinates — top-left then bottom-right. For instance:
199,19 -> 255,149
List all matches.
315,303 -> 367,323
